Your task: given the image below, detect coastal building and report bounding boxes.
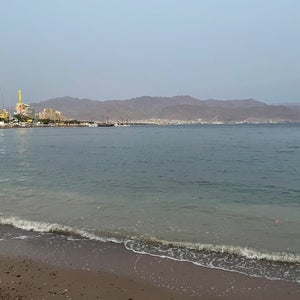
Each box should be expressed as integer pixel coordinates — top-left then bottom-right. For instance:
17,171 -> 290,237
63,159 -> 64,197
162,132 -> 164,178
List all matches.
38,108 -> 67,122
14,90 -> 35,122
0,109 -> 9,121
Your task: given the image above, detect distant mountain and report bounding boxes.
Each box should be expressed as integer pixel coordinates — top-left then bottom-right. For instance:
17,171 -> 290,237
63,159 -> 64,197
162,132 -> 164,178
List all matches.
279,102 -> 300,108
30,95 -> 300,123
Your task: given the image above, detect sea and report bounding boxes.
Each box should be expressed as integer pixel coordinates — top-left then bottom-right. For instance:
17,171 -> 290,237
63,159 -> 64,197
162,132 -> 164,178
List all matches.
0,124 -> 299,282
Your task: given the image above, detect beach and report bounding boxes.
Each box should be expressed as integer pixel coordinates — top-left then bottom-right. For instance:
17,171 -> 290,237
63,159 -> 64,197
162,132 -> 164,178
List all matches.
2,0 -> 300,296
0,255 -> 182,300
0,234 -> 300,300
1,252 -> 300,300
1,125 -> 300,298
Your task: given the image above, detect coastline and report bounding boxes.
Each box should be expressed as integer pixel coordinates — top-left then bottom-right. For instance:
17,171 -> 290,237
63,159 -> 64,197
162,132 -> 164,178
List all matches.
1,254 -> 300,300
1,120 -> 300,129
1,124 -> 300,299
0,234 -> 299,299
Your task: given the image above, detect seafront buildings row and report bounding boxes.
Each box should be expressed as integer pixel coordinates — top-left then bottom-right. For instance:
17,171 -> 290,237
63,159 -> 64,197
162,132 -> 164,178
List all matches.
0,90 -> 70,127
0,90 -> 130,128
0,90 -> 164,127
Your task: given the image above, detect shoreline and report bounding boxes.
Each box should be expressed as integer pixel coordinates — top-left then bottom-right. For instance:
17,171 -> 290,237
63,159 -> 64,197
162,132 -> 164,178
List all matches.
0,234 -> 299,299
1,121 -> 300,129
1,254 -> 300,300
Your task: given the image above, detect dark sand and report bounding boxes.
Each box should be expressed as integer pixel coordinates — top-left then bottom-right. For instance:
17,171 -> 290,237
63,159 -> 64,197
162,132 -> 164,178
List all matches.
0,256 -> 182,299
1,254 -> 300,300
0,234 -> 299,299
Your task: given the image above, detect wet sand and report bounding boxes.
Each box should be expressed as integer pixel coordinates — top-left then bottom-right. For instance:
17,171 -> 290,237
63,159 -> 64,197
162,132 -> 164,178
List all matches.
0,255 -> 183,299
0,234 -> 299,299
1,254 -> 300,299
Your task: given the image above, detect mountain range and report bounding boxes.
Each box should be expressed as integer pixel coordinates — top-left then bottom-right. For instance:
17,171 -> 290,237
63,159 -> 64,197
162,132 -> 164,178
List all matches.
30,95 -> 300,123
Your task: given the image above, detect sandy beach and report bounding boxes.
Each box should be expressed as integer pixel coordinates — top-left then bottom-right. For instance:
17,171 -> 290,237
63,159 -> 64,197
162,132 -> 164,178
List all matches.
0,255 -> 184,300
1,248 -> 300,300
0,229 -> 299,299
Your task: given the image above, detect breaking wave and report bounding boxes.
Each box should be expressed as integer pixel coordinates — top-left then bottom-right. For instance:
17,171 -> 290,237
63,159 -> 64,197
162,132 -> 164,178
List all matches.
124,240 -> 300,282
0,215 -> 122,244
0,215 -> 299,282
125,238 -> 300,263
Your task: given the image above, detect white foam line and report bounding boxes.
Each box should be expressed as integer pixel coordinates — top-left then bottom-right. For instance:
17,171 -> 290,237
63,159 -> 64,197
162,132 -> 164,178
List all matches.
1,215 -> 300,265
146,238 -> 300,263
124,242 -> 297,283
0,215 -> 122,244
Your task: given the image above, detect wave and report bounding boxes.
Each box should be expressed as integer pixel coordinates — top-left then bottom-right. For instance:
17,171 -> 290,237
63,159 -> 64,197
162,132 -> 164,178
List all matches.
0,215 -> 299,282
1,215 -> 300,263
135,238 -> 300,263
124,240 -> 300,282
0,215 -> 122,244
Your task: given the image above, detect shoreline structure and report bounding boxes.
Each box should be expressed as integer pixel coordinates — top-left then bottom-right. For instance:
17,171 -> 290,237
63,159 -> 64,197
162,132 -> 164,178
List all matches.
1,120 -> 299,129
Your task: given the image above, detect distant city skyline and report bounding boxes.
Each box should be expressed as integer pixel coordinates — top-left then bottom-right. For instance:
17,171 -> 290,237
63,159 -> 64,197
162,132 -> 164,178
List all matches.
1,0 -> 299,105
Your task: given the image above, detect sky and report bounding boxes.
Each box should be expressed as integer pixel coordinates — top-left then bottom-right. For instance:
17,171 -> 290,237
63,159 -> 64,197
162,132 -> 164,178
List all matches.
1,0 -> 300,105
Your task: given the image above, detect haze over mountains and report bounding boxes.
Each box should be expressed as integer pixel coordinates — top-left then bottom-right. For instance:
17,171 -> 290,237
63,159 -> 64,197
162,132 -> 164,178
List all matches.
31,95 -> 300,123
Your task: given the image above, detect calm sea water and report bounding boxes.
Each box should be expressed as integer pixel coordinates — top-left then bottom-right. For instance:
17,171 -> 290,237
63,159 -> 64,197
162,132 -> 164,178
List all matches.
0,124 -> 300,281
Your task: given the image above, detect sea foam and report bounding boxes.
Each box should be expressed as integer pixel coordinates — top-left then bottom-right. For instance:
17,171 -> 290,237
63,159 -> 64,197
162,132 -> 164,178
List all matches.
1,215 -> 299,282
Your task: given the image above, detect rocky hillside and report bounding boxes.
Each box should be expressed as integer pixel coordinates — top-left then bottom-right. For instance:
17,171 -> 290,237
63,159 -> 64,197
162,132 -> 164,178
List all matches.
31,95 -> 300,123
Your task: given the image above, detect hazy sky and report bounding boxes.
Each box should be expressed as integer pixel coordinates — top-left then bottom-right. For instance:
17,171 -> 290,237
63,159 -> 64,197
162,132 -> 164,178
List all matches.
1,0 -> 299,105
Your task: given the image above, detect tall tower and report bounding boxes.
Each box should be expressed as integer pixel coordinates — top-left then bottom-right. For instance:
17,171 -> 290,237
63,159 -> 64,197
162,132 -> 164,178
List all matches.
18,90 -> 23,113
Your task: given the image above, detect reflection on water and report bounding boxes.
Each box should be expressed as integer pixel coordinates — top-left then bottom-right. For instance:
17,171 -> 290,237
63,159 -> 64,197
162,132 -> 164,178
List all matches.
0,125 -> 300,255
0,129 -> 6,156
15,129 -> 34,170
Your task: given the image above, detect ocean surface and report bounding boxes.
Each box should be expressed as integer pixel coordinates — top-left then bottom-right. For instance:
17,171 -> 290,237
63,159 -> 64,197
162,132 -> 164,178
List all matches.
0,124 -> 300,282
